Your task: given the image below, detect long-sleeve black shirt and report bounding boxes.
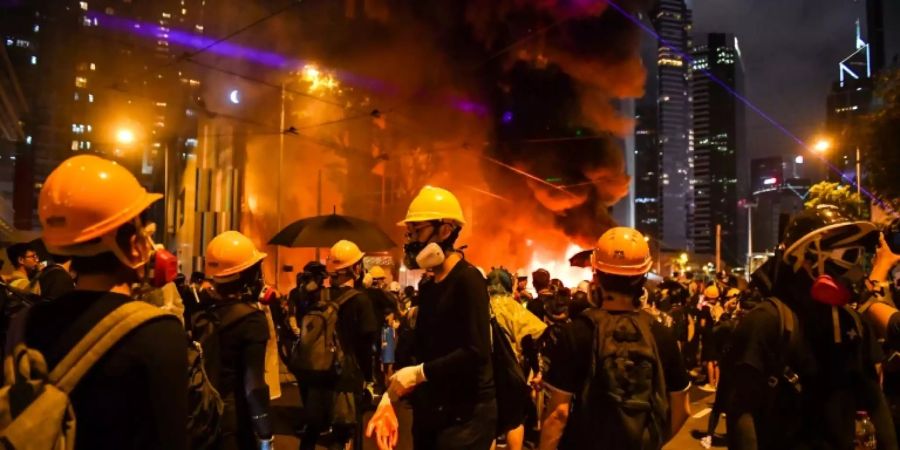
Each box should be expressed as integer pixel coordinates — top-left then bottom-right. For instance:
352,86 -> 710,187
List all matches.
25,291 -> 188,450
413,259 -> 495,425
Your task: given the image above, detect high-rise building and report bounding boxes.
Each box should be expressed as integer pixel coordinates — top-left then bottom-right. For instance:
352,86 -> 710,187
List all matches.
0,0 -> 205,237
689,33 -> 743,264
825,21 -> 874,186
651,0 -> 692,252
749,156 -> 810,253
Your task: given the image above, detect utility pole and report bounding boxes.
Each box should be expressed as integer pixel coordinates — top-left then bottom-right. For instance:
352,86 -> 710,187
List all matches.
276,82 -> 285,290
715,223 -> 721,273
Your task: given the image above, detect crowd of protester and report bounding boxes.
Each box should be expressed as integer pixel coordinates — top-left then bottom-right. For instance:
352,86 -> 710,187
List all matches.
2,154 -> 900,450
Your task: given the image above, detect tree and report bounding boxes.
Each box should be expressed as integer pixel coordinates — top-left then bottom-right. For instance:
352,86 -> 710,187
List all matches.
805,181 -> 867,219
862,69 -> 900,211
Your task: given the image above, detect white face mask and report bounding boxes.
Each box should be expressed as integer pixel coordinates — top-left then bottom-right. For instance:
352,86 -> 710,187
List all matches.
415,242 -> 446,269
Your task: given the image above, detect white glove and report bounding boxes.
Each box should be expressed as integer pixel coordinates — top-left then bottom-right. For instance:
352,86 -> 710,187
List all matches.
387,363 -> 427,399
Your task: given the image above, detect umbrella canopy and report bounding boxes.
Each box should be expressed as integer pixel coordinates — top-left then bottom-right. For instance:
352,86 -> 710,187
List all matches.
268,213 -> 396,252
569,249 -> 593,268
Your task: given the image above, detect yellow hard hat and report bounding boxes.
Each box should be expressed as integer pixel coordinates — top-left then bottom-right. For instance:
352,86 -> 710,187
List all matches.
369,266 -> 386,279
205,231 -> 267,280
704,285 -> 721,299
726,288 -> 741,299
591,227 -> 653,276
327,240 -> 364,272
39,155 -> 162,255
399,186 -> 466,225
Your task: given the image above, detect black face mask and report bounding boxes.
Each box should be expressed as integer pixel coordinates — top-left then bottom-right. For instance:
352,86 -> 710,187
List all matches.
403,241 -> 429,270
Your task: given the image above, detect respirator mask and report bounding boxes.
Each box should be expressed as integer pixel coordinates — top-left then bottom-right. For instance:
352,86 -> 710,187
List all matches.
403,221 -> 459,270
806,243 -> 867,306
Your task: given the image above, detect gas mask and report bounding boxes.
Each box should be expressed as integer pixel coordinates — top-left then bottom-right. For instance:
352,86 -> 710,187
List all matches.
804,240 -> 867,306
403,222 -> 459,270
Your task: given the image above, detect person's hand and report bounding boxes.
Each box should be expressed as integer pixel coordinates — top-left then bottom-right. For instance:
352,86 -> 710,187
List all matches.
529,371 -> 543,390
366,395 -> 399,450
872,233 -> 900,283
388,363 -> 426,398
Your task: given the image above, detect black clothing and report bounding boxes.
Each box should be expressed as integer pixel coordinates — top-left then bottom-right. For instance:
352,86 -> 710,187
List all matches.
413,259 -> 495,430
213,302 -> 273,447
543,310 -> 690,396
25,291 -> 188,450
412,399 -> 497,450
36,264 -> 74,299
542,309 -> 689,450
725,300 -> 891,450
525,293 -> 549,323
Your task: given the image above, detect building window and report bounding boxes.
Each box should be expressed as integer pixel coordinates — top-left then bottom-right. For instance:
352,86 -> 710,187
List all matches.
5,39 -> 13,46
33,24 -> 39,33
25,135 -> 32,145
79,1 -> 88,11
75,76 -> 87,88
89,62 -> 95,71
30,56 -> 36,65
71,140 -> 78,151
86,124 -> 92,132
87,93 -> 94,103
74,92 -> 80,101
105,7 -> 114,15
15,39 -> 30,48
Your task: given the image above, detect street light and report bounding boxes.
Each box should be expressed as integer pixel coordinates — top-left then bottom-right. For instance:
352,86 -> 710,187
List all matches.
116,128 -> 135,145
812,137 -> 831,153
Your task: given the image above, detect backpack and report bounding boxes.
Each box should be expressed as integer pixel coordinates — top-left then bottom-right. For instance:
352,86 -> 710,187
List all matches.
0,301 -> 167,450
188,301 -> 260,450
289,288 -> 358,383
574,309 -> 670,450
489,302 -> 531,436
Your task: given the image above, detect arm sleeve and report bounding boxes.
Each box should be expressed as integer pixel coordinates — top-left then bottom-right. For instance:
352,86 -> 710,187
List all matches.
240,314 -> 273,439
423,269 -> 492,383
651,321 -> 690,392
542,319 -> 590,395
351,293 -> 379,383
136,318 -> 189,450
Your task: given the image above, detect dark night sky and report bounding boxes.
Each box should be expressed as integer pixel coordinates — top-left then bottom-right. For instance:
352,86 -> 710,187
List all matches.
688,0 -> 867,162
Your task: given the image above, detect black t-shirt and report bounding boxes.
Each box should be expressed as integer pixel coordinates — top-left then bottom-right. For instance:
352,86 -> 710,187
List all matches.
726,301 -> 884,450
413,259 -> 495,425
25,291 -> 188,450
543,310 -> 690,396
333,286 -> 378,392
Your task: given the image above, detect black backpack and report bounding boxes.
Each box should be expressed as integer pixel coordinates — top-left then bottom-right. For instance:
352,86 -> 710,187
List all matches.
574,309 -> 670,450
189,301 -> 260,450
289,288 -> 358,383
489,303 -> 531,436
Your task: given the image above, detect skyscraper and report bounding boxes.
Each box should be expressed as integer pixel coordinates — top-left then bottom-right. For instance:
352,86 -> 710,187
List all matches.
867,0 -> 900,73
651,0 -> 692,251
825,21 -> 874,186
689,33 -> 743,264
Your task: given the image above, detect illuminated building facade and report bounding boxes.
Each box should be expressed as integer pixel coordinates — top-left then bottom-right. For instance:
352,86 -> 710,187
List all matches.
689,33 -> 743,264
650,0 -> 692,251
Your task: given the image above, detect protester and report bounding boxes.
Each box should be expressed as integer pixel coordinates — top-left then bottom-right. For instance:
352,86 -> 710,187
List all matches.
515,273 -> 532,303
367,186 -> 496,450
725,205 -> 897,450
297,239 -> 378,450
199,230 -> 275,450
527,268 -> 553,322
701,287 -> 743,449
539,227 -> 690,450
24,154 -> 188,449
699,284 -> 723,391
4,242 -> 40,291
486,267 -> 547,450
381,312 -> 398,383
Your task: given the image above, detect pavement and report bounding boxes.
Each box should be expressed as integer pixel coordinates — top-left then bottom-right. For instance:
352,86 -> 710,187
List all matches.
272,384 -> 725,450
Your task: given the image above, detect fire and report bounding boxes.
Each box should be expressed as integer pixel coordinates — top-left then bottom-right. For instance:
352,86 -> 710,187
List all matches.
526,242 -> 591,289
301,64 -> 339,94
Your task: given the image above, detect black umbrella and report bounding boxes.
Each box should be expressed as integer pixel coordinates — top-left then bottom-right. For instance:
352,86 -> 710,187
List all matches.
569,249 -> 593,268
268,212 -> 396,252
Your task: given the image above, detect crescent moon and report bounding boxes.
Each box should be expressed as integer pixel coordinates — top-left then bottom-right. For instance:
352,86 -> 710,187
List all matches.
229,90 -> 240,104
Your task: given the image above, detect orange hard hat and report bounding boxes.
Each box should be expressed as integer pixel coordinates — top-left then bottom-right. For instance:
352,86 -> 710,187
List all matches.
206,231 -> 267,280
39,155 -> 162,255
327,240 -> 364,272
592,227 -> 653,276
704,285 -> 721,299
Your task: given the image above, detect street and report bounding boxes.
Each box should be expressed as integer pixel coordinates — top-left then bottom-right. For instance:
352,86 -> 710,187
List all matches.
271,384 -> 725,450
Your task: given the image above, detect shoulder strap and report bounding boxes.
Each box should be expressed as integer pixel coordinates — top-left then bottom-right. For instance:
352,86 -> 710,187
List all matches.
765,297 -> 802,392
217,302 -> 261,330
332,289 -> 359,308
49,301 -> 169,393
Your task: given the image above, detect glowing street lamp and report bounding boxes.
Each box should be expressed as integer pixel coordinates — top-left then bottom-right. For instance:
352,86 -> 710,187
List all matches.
116,128 -> 135,145
812,137 -> 831,154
